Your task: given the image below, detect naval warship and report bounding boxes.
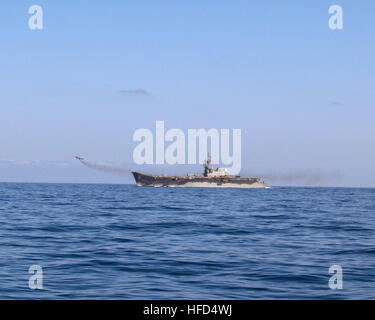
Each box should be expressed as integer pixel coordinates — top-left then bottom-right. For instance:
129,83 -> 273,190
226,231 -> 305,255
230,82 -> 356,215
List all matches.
132,155 -> 266,188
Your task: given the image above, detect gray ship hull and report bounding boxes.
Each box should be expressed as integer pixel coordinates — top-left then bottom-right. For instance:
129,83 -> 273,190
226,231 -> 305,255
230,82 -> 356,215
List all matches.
132,172 -> 267,188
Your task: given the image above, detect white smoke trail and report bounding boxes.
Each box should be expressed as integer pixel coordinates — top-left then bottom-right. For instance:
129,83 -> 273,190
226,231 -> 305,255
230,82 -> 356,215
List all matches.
77,158 -> 130,177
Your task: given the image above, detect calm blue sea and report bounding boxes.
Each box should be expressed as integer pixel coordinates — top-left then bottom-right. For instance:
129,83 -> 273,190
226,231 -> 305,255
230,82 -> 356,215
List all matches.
0,183 -> 374,299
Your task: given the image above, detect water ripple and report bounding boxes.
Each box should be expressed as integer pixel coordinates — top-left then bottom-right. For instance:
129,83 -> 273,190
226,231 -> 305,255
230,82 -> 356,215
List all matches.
0,183 -> 374,299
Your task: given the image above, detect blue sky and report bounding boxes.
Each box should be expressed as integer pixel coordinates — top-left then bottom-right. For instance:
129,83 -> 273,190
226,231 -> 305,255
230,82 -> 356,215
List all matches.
0,1 -> 374,186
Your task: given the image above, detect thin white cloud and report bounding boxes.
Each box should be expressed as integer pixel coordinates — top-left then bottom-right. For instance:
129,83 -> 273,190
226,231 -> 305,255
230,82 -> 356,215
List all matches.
119,89 -> 151,96
0,160 -> 69,167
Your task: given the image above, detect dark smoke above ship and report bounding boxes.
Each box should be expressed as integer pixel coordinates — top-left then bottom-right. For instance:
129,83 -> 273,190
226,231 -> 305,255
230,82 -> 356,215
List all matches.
132,155 -> 267,188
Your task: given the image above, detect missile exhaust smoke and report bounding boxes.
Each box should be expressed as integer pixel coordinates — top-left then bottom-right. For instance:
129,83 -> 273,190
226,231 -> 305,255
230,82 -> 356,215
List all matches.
75,157 -> 130,177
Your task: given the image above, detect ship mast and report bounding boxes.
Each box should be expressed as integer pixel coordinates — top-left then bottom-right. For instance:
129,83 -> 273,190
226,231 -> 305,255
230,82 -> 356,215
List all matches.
203,153 -> 213,176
